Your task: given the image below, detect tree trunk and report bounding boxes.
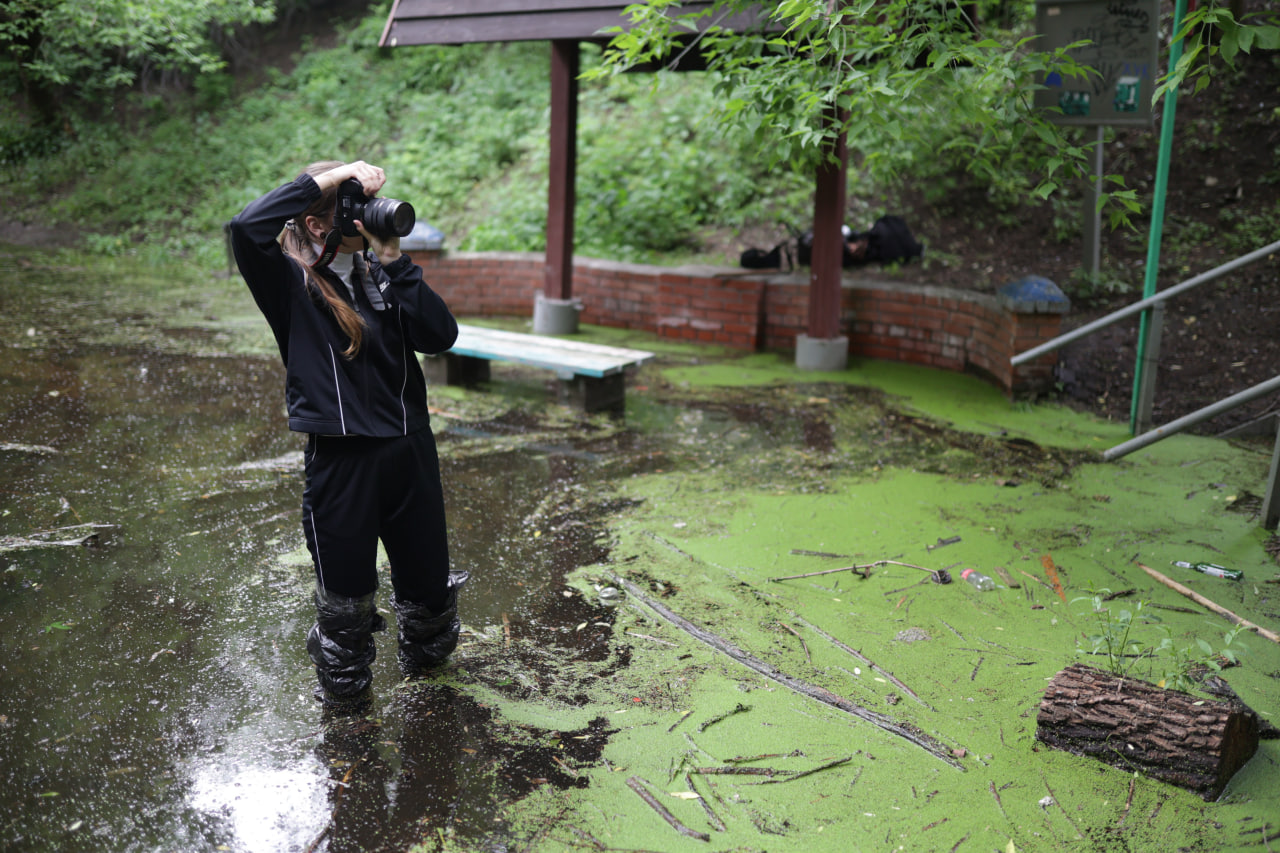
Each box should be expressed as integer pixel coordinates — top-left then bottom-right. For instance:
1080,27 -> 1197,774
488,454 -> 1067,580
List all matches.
1035,663 -> 1260,800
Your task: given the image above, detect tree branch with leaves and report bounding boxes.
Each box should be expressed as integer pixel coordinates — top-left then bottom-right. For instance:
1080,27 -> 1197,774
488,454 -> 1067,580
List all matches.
591,0 -> 1276,226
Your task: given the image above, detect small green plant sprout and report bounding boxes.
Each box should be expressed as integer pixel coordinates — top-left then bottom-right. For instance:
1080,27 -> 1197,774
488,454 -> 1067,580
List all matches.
1073,588 -> 1160,679
1073,588 -> 1250,693
1152,624 -> 1249,693
42,621 -> 73,634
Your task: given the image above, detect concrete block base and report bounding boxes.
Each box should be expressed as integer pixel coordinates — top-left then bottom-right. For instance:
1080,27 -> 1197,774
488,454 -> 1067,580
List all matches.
795,334 -> 849,371
533,294 -> 582,335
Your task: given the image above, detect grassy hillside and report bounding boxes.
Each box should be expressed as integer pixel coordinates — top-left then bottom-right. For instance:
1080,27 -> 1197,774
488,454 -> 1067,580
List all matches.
5,1 -> 1277,306
3,3 -> 820,270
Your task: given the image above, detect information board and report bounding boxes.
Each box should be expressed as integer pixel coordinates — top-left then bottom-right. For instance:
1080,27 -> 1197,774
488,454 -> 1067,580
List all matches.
1035,0 -> 1161,126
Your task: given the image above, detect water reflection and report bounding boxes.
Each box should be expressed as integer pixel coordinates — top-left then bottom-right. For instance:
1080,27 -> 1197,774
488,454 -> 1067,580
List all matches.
0,324 -> 630,851
2,256 -> 1023,851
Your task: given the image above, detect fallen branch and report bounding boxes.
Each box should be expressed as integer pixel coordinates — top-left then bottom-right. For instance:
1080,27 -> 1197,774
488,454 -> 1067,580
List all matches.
1018,569 -> 1058,595
1116,774 -> 1136,829
625,630 -> 678,647
698,703 -> 750,733
666,710 -> 693,733
784,611 -> 933,710
684,772 -> 726,832
0,442 -> 59,455
988,780 -> 1008,821
693,766 -> 795,777
770,559 -> 945,583
726,751 -> 803,764
759,755 -> 852,785
778,622 -> 811,663
626,776 -> 710,842
611,574 -> 965,769
1138,563 -> 1280,643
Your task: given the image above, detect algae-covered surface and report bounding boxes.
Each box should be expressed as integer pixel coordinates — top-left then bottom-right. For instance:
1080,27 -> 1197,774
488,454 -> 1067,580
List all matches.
438,327 -> 1280,852
476,356 -> 1274,845
2,249 -> 1277,853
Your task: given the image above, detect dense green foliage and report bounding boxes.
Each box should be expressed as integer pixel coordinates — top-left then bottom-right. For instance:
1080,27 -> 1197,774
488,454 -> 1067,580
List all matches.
594,0 -> 1277,224
0,0 -> 275,127
3,4 -> 812,268
2,0 -> 1274,271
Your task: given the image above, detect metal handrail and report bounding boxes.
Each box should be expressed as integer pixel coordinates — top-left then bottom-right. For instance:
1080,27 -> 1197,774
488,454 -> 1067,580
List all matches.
1007,239 -> 1280,529
1103,374 -> 1280,461
1011,238 -> 1280,366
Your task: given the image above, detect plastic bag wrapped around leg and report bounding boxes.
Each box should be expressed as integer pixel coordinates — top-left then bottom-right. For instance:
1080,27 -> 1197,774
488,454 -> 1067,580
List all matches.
394,570 -> 469,674
307,588 -> 388,702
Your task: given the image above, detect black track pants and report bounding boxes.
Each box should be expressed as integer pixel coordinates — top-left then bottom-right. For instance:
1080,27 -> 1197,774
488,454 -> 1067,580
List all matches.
301,430 -> 450,610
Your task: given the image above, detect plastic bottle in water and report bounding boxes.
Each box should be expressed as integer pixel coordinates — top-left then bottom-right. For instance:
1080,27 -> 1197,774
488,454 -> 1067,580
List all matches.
961,568 -> 995,591
1172,560 -> 1243,581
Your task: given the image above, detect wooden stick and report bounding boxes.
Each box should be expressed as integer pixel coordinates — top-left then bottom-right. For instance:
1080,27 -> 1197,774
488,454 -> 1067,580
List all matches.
988,780 -> 1008,821
684,772 -> 726,832
785,612 -> 933,710
759,755 -> 853,785
1138,563 -> 1280,643
612,574 -> 965,768
693,766 -> 796,777
779,623 -> 811,663
770,559 -> 936,582
697,702 -> 750,733
626,776 -> 710,842
624,630 -> 678,647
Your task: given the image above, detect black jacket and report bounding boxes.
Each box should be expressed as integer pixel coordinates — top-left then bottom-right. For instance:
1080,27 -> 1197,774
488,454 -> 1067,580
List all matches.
229,174 -> 458,437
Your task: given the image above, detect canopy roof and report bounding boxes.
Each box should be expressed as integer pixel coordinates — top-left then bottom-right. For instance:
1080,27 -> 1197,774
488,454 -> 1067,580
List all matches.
379,0 -> 771,49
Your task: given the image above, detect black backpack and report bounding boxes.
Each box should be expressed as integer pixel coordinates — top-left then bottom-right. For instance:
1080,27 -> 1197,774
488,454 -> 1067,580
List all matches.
855,215 -> 924,266
739,216 -> 924,270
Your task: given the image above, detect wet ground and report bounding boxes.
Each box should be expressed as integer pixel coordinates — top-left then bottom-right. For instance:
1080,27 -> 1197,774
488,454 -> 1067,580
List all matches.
2,248 -> 1279,852
0,255 -> 632,852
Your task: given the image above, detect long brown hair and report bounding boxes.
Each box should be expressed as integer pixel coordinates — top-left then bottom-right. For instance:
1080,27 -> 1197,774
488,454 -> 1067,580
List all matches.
280,160 -> 365,358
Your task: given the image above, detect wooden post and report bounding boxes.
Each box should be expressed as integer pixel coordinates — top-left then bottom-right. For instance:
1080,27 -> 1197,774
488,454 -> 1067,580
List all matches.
546,39 -> 579,301
807,109 -> 848,340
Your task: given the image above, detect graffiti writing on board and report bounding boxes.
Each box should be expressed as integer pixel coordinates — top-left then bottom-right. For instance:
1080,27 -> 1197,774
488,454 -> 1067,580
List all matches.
1041,0 -> 1156,121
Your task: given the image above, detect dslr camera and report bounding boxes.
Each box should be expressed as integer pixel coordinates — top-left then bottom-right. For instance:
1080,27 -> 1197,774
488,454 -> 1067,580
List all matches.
335,178 -> 416,239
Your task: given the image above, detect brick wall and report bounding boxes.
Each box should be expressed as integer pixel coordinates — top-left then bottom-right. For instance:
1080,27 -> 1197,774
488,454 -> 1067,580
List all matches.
409,250 -> 1063,395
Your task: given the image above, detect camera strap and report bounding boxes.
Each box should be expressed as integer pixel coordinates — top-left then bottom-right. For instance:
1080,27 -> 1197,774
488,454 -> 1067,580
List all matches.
311,228 -> 343,270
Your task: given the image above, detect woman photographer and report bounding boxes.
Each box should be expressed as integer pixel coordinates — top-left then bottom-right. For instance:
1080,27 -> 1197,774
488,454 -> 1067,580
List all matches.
228,160 -> 465,707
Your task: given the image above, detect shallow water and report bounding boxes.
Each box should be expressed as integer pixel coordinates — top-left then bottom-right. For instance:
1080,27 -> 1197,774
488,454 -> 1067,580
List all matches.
0,253 -> 1152,852
0,262 -> 642,851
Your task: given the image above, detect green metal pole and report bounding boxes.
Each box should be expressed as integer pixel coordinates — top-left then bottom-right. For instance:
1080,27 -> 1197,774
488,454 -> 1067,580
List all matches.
1130,0 -> 1187,433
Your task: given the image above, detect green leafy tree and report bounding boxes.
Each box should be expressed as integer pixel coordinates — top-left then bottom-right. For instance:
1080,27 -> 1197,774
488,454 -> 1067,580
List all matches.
0,0 -> 276,129
591,0 -> 1278,221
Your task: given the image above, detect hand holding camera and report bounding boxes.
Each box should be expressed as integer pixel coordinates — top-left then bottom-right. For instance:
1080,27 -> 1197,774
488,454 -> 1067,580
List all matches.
316,161 -> 417,264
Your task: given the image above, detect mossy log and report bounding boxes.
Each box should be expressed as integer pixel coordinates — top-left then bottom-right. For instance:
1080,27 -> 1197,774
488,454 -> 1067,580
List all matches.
1036,663 -> 1259,800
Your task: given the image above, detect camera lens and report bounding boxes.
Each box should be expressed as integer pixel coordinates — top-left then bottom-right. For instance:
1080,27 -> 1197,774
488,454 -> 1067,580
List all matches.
363,198 -> 416,238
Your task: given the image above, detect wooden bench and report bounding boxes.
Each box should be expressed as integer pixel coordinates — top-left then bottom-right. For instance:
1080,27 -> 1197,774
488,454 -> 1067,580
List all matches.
423,324 -> 655,413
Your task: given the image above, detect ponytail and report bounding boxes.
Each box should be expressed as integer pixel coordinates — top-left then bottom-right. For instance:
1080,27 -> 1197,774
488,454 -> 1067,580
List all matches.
280,160 -> 366,358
